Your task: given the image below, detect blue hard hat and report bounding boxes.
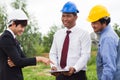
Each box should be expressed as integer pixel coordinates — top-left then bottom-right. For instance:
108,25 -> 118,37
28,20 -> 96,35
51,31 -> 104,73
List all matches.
61,1 -> 79,13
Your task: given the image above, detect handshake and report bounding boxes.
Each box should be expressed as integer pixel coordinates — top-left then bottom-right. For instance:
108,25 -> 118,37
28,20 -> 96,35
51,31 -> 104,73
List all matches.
8,56 -> 53,67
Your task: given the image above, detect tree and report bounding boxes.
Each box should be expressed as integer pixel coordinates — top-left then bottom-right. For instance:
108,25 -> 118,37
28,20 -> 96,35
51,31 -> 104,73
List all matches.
0,6 -> 7,33
113,23 -> 120,38
42,25 -> 60,53
11,0 -> 41,56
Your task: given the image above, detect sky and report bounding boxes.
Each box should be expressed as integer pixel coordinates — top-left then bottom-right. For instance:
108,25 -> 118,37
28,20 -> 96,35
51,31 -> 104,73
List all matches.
1,0 -> 120,34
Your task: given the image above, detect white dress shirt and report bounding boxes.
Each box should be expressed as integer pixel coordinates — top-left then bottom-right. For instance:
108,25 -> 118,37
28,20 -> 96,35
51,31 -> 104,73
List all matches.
49,25 -> 91,72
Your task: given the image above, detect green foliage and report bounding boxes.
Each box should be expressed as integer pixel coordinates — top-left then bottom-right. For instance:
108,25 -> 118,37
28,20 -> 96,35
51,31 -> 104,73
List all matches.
113,23 -> 120,38
23,63 -> 55,80
87,58 -> 97,80
11,0 -> 27,11
88,52 -> 96,66
87,46 -> 97,80
18,32 -> 41,56
0,6 -> 7,33
87,64 -> 97,80
91,44 -> 98,51
34,43 -> 45,56
42,25 -> 60,53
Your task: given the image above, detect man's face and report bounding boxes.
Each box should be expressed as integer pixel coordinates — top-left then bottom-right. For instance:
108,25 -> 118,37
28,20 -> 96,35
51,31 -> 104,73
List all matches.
13,24 -> 25,36
61,13 -> 77,29
91,21 -> 105,32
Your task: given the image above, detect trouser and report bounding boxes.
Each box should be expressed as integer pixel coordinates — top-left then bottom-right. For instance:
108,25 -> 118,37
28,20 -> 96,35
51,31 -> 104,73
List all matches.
56,70 -> 87,80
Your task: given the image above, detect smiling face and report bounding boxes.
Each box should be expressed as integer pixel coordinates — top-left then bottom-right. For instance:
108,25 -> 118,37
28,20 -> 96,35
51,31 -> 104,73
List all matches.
9,20 -> 27,36
13,24 -> 25,36
61,13 -> 77,29
91,21 -> 106,32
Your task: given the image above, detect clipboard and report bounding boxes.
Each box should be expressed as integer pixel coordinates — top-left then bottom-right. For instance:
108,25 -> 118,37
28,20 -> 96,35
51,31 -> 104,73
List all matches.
49,69 -> 69,73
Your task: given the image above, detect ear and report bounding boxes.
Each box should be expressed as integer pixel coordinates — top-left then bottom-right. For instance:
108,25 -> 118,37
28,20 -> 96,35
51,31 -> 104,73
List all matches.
11,22 -> 17,27
75,16 -> 78,20
11,21 -> 15,25
102,22 -> 107,28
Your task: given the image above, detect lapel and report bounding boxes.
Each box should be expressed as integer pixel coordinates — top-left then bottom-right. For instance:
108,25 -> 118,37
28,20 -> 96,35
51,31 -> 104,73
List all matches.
3,30 -> 23,56
4,30 -> 15,41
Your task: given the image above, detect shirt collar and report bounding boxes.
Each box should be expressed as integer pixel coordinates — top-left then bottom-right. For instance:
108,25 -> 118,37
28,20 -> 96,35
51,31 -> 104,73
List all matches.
65,25 -> 78,33
6,28 -> 16,39
98,24 -> 111,35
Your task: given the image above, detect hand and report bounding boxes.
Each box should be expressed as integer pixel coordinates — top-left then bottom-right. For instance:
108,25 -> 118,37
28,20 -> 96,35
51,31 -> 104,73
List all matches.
36,56 -> 53,65
51,66 -> 61,77
63,67 -> 76,76
8,57 -> 16,67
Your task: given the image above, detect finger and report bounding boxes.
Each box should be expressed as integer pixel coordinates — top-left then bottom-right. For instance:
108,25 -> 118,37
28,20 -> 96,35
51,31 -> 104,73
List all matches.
46,60 -> 53,65
45,61 -> 50,65
46,63 -> 49,65
8,60 -> 10,62
10,63 -> 14,67
50,60 -> 54,64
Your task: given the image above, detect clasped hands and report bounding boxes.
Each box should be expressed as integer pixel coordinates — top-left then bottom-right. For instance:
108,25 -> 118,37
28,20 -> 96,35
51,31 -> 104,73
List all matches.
51,66 -> 76,76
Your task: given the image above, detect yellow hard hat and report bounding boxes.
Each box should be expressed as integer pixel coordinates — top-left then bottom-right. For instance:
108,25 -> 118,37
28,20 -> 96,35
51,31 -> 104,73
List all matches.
87,5 -> 110,22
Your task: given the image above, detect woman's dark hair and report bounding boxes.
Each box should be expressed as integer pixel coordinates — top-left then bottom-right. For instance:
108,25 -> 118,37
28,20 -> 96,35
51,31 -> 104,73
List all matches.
98,17 -> 110,25
9,20 -> 27,27
14,20 -> 27,27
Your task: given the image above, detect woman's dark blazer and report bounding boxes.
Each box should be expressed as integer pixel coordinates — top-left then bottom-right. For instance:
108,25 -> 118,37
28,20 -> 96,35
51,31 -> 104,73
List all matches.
0,30 -> 36,80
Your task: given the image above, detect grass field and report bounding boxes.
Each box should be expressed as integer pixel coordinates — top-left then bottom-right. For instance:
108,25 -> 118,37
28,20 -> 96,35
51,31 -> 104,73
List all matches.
23,51 -> 97,80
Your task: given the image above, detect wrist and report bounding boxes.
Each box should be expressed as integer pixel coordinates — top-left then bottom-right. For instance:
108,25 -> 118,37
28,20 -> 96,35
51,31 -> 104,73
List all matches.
72,67 -> 76,73
36,56 -> 42,62
73,68 -> 76,73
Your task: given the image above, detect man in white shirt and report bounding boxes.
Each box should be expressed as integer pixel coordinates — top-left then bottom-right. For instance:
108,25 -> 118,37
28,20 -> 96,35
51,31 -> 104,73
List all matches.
49,1 -> 91,80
